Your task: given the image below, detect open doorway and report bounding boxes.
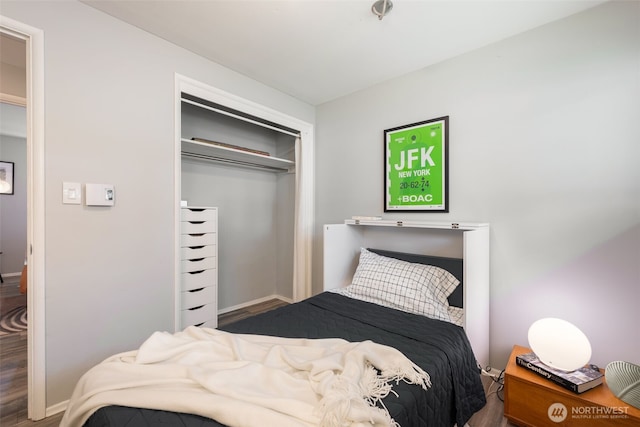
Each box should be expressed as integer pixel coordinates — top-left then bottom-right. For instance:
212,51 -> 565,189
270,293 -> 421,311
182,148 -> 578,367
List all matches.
0,30 -> 29,423
0,32 -> 27,294
0,16 -> 45,421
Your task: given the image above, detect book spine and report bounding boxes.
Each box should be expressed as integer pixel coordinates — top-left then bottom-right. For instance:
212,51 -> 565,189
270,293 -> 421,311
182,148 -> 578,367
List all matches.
516,356 -> 578,393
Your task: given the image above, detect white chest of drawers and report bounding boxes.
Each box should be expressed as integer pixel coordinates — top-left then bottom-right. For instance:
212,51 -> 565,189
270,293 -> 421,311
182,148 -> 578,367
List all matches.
179,206 -> 218,329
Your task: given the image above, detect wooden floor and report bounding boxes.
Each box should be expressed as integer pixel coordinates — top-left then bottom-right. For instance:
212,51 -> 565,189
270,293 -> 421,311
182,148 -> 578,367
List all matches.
469,373 -> 516,427
1,277 -> 62,426
0,293 -> 515,427
217,298 -> 289,327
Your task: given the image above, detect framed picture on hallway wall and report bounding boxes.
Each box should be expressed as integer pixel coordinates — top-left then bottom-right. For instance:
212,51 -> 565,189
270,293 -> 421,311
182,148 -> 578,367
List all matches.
384,116 -> 449,212
0,161 -> 14,195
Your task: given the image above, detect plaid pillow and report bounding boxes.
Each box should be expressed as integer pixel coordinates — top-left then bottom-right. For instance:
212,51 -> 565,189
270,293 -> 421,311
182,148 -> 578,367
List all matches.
335,248 -> 460,323
448,306 -> 464,327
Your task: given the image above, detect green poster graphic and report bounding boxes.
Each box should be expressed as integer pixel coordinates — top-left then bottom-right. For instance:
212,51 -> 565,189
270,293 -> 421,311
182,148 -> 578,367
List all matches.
385,117 -> 448,212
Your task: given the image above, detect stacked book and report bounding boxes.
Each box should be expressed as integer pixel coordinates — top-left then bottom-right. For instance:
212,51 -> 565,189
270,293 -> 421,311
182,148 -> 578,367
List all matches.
516,352 -> 604,394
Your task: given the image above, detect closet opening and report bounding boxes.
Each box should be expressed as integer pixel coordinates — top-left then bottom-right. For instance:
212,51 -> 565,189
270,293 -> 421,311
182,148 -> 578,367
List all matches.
175,75 -> 313,332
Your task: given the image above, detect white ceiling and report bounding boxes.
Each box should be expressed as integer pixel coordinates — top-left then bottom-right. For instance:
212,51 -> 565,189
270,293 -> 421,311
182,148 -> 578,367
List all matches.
84,0 -> 605,105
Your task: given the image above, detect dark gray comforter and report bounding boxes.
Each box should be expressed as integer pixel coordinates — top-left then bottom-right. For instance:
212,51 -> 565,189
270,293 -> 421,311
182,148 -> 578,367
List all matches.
84,292 -> 486,427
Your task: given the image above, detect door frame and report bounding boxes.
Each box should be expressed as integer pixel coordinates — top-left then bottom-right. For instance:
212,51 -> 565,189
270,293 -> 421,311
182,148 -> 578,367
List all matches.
0,15 -> 46,420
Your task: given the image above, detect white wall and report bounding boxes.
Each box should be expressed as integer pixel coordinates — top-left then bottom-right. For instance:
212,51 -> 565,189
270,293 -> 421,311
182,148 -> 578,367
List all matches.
1,0 -> 313,408
315,1 -> 640,370
0,128 -> 27,274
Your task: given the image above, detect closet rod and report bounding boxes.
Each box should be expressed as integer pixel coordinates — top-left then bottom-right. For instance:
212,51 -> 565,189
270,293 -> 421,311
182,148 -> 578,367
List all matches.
181,98 -> 301,138
181,152 -> 291,173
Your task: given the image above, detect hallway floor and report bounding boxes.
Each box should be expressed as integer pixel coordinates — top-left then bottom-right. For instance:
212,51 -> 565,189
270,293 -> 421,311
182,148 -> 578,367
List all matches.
0,276 -> 30,425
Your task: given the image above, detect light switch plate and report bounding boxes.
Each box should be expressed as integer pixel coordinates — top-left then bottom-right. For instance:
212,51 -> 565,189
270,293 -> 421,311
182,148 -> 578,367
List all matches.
85,183 -> 115,206
62,182 -> 82,204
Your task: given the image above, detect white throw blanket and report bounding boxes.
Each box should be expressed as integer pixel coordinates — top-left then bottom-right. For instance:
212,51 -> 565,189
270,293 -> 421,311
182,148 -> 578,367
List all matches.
61,327 -> 430,427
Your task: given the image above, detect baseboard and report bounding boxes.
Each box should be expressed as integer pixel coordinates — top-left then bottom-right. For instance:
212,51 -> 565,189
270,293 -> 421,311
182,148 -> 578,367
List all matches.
46,399 -> 68,418
218,294 -> 292,315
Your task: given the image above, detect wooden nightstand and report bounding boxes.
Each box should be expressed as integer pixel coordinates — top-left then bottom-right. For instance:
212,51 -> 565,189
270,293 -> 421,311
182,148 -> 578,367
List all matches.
504,345 -> 640,426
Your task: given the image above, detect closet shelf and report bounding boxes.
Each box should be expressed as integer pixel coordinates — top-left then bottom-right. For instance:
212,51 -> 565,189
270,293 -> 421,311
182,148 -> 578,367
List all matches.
181,138 -> 294,172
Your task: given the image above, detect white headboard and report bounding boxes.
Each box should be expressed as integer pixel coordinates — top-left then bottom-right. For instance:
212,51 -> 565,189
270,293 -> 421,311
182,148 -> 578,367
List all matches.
323,219 -> 490,367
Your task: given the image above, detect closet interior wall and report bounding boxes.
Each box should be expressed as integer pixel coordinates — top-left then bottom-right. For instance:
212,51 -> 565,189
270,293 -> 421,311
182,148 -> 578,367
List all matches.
180,101 -> 296,310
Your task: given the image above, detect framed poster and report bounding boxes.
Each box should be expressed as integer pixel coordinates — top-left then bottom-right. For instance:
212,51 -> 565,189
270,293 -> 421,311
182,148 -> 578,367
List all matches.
0,161 -> 14,195
384,116 -> 449,212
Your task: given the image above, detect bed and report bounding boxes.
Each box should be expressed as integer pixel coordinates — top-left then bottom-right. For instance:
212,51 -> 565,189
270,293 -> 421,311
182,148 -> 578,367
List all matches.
65,248 -> 487,427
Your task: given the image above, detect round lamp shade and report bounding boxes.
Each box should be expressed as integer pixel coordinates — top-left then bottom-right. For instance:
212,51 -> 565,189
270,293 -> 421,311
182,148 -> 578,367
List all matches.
528,318 -> 592,372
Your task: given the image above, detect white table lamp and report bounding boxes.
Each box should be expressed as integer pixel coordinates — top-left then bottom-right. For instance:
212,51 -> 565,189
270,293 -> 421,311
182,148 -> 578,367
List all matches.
528,317 -> 592,372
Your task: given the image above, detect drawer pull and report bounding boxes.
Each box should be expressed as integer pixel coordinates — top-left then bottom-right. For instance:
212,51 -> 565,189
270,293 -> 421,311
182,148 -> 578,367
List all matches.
188,288 -> 205,293
189,233 -> 205,237
188,258 -> 205,262
188,208 -> 206,212
189,305 -> 204,311
187,270 -> 205,275
188,245 -> 205,250
188,221 -> 205,225
194,322 -> 204,327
